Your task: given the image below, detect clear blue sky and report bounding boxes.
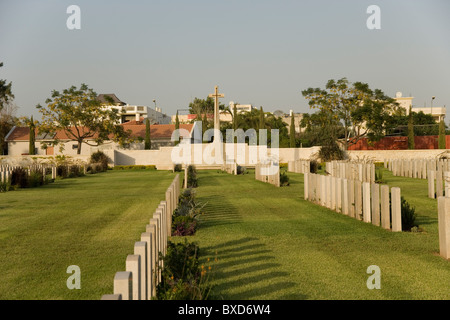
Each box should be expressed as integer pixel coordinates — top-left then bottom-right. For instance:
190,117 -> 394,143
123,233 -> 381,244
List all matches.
1,0 -> 449,120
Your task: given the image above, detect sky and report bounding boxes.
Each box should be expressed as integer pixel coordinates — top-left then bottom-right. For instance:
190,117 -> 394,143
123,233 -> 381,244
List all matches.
1,0 -> 449,120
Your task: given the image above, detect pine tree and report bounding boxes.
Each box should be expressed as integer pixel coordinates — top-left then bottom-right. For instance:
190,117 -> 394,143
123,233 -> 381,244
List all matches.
144,118 -> 151,150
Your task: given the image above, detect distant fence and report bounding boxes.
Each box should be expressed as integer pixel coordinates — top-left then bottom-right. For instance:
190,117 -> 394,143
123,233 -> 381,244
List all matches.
386,158 -> 450,179
304,172 -> 402,232
427,170 -> 450,199
1,164 -> 56,182
222,162 -> 237,175
101,174 -> 180,300
255,162 -> 280,187
437,196 -> 450,260
287,159 -> 310,174
325,161 -> 375,183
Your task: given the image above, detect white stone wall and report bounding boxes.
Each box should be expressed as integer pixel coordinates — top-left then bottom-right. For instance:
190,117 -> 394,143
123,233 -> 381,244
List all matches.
347,150 -> 450,162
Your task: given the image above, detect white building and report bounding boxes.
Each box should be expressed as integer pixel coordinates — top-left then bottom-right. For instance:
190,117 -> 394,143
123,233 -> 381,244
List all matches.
229,102 -> 256,115
394,92 -> 445,122
98,94 -> 171,125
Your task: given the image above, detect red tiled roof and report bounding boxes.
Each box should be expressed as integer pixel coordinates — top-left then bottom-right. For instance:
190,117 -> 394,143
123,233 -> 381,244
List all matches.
5,127 -> 30,141
6,123 -> 194,141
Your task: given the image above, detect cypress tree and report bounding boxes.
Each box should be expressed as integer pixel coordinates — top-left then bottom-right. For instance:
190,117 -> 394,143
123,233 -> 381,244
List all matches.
438,119 -> 446,149
202,112 -> 208,136
290,113 -> 296,148
29,116 -> 36,155
144,118 -> 151,150
174,111 -> 180,146
407,106 -> 415,149
259,106 -> 264,130
233,105 -> 238,131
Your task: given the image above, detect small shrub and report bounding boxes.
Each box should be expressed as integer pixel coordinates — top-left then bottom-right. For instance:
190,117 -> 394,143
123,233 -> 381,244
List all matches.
172,216 -> 197,236
11,167 -> 28,188
56,165 -> 69,178
28,170 -> 44,188
173,164 -> 182,172
187,165 -> 198,188
0,180 -> 11,192
68,165 -> 84,178
174,189 -> 206,220
310,160 -> 318,173
236,165 -> 246,175
87,163 -> 104,174
89,151 -> 109,172
280,170 -> 290,186
172,189 -> 206,236
401,196 -> 417,231
155,240 -> 213,300
375,168 -> 385,184
318,142 -> 345,162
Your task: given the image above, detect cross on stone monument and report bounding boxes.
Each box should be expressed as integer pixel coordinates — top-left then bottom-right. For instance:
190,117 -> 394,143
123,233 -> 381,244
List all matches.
208,85 -> 225,136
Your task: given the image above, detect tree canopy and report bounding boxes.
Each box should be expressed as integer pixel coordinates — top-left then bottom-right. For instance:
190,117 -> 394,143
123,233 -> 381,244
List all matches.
220,108 -> 289,147
37,83 -> 132,154
188,96 -> 225,116
0,62 -> 14,112
302,78 -> 399,150
0,62 -> 17,154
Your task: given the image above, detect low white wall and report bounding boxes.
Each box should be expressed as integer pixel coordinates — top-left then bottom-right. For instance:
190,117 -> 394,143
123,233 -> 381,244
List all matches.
0,155 -> 91,167
347,150 -> 450,162
113,144 -> 322,169
3,143 -> 325,169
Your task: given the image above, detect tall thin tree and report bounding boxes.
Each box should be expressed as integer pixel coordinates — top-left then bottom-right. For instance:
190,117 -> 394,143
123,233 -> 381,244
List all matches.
233,105 -> 238,131
29,115 -> 36,155
407,106 -> 415,149
174,111 -> 180,146
259,106 -> 265,130
438,119 -> 446,149
290,113 -> 296,148
202,112 -> 208,136
144,118 -> 151,150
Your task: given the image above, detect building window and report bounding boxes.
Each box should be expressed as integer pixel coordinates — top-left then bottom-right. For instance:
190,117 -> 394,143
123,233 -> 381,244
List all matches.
72,144 -> 78,150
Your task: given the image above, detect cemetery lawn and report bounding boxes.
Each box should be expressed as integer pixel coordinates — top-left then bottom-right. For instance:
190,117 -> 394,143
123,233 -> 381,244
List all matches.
1,168 -> 449,300
0,170 -> 178,300
190,170 -> 450,300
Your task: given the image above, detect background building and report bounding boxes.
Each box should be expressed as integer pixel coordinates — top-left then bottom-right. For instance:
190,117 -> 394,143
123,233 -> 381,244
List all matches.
394,92 -> 446,122
98,94 -> 171,125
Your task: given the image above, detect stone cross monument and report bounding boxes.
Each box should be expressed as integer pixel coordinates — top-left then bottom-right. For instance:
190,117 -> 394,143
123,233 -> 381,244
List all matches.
208,85 -> 225,136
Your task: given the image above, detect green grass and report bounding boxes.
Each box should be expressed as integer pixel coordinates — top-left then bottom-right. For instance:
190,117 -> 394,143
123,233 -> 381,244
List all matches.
1,168 -> 449,300
188,170 -> 450,300
0,170 -> 179,300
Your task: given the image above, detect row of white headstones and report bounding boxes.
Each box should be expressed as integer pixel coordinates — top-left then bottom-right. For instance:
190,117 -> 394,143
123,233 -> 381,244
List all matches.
101,174 -> 180,300
293,158 -> 450,260
0,165 -> 59,183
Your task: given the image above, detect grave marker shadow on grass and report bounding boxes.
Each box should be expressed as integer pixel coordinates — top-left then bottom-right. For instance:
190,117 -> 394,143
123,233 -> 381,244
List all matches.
201,237 -> 301,300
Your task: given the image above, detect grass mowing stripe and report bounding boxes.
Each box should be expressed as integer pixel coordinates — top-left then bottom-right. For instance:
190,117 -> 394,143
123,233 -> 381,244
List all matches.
0,170 -> 178,300
190,170 -> 450,300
